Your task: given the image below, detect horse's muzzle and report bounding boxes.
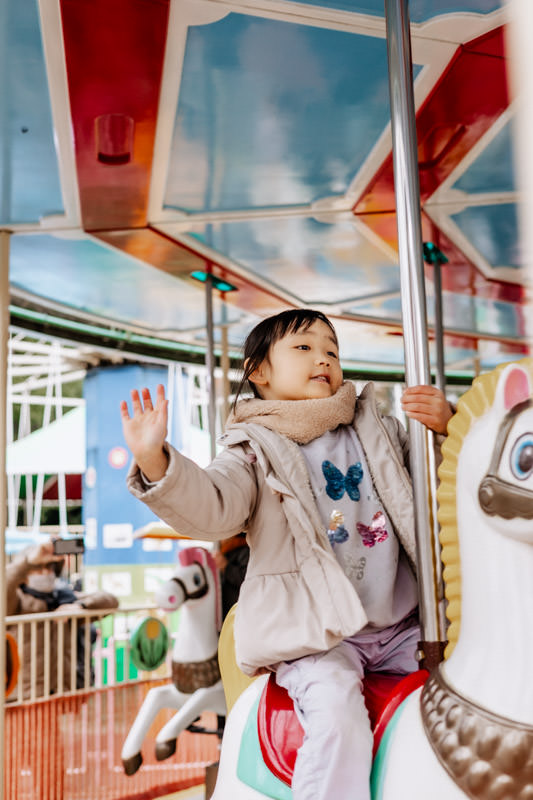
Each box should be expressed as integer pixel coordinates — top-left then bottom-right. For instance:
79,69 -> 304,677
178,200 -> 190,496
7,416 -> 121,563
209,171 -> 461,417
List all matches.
478,474 -> 533,520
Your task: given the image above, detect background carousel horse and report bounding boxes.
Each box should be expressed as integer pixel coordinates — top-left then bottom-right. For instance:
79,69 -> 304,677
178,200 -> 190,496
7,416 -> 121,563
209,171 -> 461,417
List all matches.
121,546 -> 227,775
211,359 -> 533,800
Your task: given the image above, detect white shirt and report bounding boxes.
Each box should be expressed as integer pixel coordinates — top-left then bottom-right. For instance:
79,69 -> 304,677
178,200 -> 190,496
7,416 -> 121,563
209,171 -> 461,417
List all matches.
299,426 -> 418,630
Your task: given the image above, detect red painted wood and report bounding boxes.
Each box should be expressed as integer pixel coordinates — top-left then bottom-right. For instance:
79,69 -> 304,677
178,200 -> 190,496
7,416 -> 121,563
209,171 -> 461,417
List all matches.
43,474 -> 82,501
351,27 -> 519,311
60,7 -> 519,324
357,210 -> 527,306
354,28 -> 509,214
463,27 -> 506,57
93,228 -> 295,315
60,0 -> 170,230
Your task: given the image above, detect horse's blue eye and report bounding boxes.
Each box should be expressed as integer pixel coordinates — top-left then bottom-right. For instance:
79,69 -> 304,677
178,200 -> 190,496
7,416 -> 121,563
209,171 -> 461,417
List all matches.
193,573 -> 202,586
510,433 -> 533,480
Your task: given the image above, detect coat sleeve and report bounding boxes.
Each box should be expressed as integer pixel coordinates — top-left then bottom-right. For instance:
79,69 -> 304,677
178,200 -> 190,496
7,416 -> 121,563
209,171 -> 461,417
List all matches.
382,413 -> 446,472
381,414 -> 411,470
5,555 -> 32,615
127,442 -> 258,541
76,592 -> 119,611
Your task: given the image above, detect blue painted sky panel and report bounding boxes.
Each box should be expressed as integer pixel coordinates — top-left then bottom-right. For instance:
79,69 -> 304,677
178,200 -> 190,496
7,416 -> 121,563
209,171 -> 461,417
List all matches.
164,14 -> 396,212
451,204 -> 521,268
185,217 -> 399,304
453,122 -> 516,194
350,289 -> 522,339
10,234 -> 241,331
285,0 -> 501,22
1,0 -> 63,224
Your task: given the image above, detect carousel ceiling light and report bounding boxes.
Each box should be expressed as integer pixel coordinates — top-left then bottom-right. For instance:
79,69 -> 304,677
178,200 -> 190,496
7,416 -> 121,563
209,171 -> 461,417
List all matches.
423,242 -> 448,266
190,271 -> 237,293
95,113 -> 134,164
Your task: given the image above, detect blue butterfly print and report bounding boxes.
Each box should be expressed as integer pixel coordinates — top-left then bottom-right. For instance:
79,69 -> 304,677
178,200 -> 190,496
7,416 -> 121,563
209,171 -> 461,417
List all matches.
322,461 -> 363,502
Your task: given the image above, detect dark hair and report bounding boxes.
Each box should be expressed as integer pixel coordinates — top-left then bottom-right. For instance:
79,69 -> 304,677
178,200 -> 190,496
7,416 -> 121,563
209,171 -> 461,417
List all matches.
233,309 -> 338,407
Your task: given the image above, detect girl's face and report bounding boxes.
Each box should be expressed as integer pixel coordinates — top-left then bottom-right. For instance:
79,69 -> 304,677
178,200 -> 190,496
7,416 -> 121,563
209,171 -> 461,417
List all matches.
250,319 -> 343,401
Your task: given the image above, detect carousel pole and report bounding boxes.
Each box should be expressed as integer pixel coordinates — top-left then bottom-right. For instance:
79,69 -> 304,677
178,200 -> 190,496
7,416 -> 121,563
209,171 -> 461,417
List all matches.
384,0 -> 446,666
204,273 -> 217,461
220,302 -> 231,427
432,259 -> 446,393
0,230 -> 10,800
192,270 -> 237,458
507,0 -> 533,351
422,240 -> 449,394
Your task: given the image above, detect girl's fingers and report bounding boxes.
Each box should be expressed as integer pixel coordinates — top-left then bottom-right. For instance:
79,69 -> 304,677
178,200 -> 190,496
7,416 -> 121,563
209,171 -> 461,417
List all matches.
403,401 -> 439,412
130,389 -> 142,414
402,385 -> 442,401
142,387 -> 153,410
124,386 -> 166,417
155,384 -> 166,408
119,400 -> 131,420
404,384 -> 438,393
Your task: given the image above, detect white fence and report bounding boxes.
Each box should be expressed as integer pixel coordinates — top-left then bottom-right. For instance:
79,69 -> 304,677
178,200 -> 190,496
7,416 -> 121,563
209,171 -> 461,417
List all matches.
4,605 -> 220,799
6,604 -> 172,705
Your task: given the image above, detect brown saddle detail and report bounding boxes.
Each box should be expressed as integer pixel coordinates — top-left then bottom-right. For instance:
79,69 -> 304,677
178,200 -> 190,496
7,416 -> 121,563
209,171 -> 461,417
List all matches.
172,654 -> 221,694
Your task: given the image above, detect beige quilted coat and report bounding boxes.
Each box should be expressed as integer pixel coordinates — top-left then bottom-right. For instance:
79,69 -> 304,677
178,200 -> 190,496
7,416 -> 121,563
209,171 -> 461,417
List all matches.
128,383 -> 419,676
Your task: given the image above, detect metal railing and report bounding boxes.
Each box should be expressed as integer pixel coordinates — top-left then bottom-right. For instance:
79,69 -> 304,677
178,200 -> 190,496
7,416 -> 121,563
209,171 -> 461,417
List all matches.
4,604 -> 220,799
6,604 -> 171,705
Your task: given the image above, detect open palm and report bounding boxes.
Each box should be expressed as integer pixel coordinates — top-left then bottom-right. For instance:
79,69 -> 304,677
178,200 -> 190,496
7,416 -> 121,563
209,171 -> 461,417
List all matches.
120,384 -> 168,465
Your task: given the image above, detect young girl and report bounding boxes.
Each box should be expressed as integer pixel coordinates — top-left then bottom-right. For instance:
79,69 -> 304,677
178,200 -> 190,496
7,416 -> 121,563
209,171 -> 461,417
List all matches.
121,309 -> 452,800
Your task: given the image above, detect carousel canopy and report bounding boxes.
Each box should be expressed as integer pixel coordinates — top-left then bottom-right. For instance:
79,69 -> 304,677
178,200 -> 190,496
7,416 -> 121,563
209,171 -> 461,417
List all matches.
2,0 -> 528,375
6,406 -> 86,476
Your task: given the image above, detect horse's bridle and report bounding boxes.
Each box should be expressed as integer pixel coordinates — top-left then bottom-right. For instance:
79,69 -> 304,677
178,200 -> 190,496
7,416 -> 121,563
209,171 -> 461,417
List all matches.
478,398 -> 533,520
169,561 -> 209,601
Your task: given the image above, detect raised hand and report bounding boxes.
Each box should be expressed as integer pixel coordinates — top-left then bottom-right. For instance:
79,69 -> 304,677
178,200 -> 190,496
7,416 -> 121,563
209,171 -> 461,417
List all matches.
401,385 -> 454,435
120,384 -> 169,481
26,540 -> 64,568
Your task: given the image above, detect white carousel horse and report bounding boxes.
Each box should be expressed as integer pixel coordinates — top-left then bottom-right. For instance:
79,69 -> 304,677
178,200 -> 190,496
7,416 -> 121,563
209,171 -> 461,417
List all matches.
121,546 -> 227,775
211,359 -> 533,800
374,359 -> 533,799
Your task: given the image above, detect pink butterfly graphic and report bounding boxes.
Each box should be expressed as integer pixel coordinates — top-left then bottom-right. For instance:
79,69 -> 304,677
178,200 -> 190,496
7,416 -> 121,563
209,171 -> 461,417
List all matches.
357,511 -> 388,548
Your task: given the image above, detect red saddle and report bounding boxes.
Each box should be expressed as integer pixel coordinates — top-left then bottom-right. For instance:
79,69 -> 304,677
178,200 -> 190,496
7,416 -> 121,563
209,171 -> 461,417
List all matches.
257,669 -> 429,787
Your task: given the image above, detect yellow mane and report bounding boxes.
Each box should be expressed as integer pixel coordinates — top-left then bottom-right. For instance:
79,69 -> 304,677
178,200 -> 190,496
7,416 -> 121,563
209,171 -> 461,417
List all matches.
438,357 -> 533,657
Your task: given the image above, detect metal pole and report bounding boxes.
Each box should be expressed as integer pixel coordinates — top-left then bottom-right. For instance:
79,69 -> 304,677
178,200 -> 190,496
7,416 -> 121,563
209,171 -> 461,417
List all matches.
433,261 -> 446,393
221,326 -> 230,426
0,230 -> 11,800
506,0 -> 533,351
205,274 -> 217,460
384,0 -> 445,662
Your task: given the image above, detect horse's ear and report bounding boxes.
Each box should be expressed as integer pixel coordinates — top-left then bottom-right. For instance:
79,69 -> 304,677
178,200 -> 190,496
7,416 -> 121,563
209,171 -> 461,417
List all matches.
178,546 -> 222,630
496,363 -> 532,412
178,546 -> 199,567
204,549 -> 222,632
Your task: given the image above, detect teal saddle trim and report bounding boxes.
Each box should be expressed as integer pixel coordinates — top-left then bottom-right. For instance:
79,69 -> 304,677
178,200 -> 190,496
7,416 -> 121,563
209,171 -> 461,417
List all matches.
370,696 -> 409,800
236,693 -> 293,800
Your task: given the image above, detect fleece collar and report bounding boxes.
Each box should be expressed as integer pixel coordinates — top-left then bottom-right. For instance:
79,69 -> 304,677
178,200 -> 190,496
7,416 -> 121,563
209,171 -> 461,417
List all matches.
227,381 -> 356,444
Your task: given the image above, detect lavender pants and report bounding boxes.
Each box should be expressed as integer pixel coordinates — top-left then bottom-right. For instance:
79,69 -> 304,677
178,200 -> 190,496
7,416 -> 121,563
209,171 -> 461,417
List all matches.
275,616 -> 420,800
